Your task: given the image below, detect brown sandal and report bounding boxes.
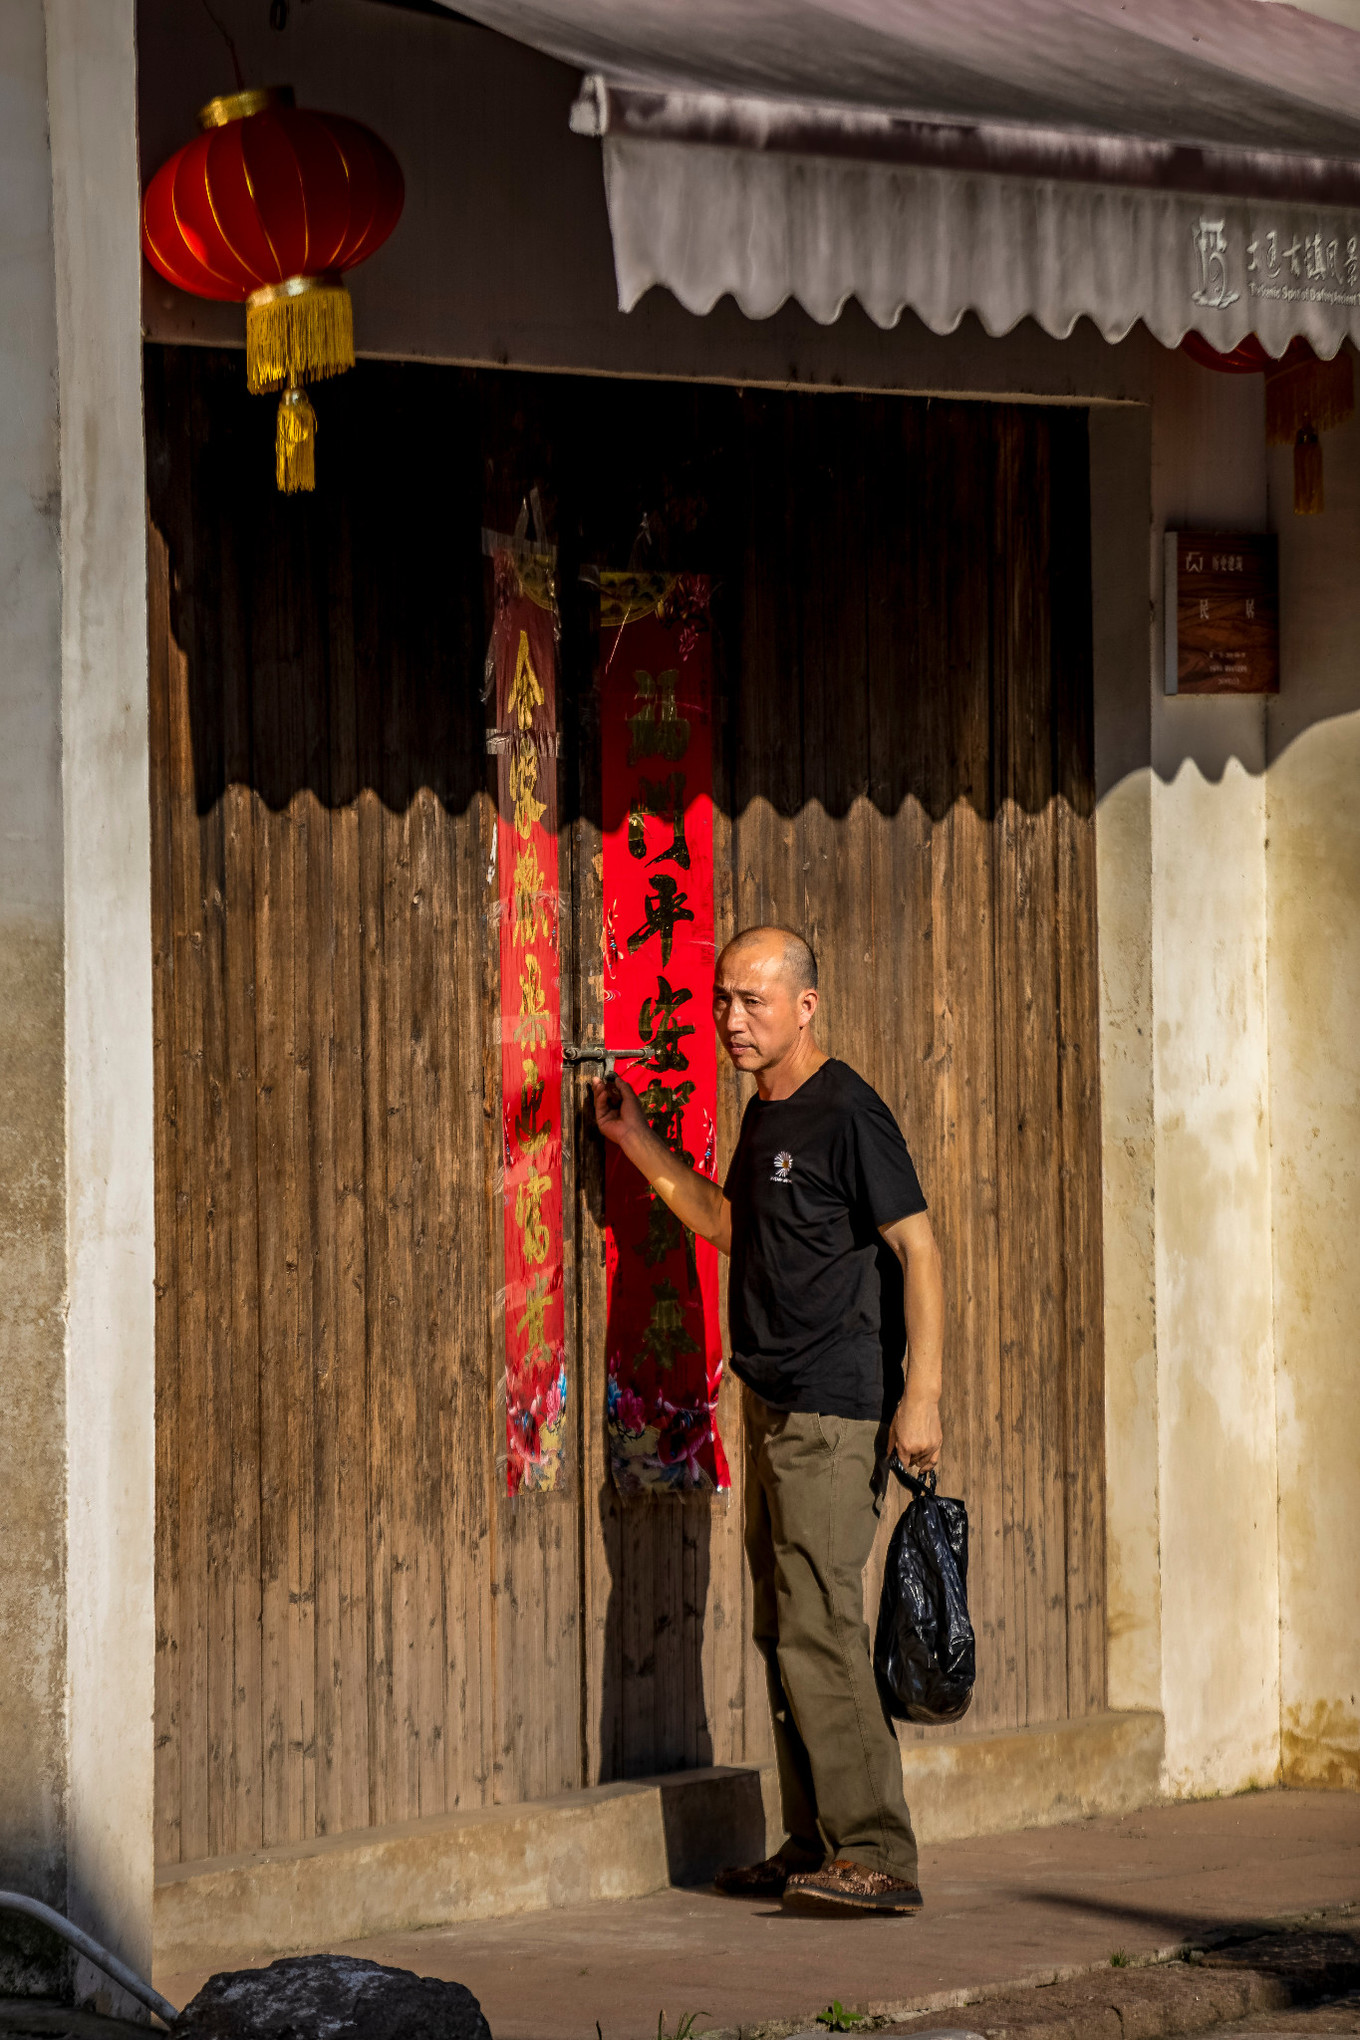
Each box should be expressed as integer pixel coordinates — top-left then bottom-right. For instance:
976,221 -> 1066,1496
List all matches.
783,1857 -> 924,1915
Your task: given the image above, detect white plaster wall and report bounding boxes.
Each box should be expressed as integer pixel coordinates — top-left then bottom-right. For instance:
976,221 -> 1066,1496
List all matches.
1267,411 -> 1360,1791
1089,407 -> 1162,1718
0,0 -> 68,1989
1149,348 -> 1280,1795
46,0 -> 156,2007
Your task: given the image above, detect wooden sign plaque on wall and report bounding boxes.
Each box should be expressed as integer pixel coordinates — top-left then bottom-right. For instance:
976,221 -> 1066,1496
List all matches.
1164,530 -> 1279,695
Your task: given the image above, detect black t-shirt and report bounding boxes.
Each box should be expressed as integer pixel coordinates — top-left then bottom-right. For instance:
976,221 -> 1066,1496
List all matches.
722,1058 -> 928,1420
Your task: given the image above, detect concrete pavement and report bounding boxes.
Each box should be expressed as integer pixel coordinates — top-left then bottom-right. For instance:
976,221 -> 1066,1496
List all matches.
155,1790 -> 1360,2040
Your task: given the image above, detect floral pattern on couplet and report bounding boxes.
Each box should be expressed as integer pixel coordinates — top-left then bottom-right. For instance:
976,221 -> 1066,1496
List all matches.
490,536 -> 567,1495
597,572 -> 729,1496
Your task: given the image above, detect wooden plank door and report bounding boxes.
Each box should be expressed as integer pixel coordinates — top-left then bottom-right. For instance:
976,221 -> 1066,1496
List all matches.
149,350 -> 1104,1869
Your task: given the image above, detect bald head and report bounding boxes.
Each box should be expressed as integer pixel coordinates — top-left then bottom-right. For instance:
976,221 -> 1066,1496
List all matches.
719,925 -> 818,996
721,922 -> 819,991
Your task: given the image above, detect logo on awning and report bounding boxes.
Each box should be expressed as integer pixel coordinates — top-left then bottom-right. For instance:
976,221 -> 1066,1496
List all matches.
1193,214 -> 1360,312
1192,219 -> 1238,309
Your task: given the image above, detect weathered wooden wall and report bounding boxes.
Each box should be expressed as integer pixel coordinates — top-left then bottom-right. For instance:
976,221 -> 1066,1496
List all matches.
147,348 -> 1103,1866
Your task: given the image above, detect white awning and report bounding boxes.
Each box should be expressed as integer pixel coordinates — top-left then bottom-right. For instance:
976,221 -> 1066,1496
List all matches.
444,0 -> 1360,356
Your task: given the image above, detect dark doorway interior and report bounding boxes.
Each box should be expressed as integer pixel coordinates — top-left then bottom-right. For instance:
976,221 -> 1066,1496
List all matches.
146,346 -> 1103,1868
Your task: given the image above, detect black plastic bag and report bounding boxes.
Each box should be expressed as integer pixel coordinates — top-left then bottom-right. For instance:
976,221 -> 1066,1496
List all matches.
873,1459 -> 976,1725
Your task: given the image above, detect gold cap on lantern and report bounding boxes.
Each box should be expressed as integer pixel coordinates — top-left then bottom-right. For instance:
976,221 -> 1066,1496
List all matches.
197,85 -> 295,129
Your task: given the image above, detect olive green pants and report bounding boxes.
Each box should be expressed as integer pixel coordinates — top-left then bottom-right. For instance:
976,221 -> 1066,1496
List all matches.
744,1389 -> 919,1884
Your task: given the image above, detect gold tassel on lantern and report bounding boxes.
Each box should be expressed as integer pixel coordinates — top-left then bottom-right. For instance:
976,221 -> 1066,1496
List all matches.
276,382 -> 317,494
1264,342 -> 1354,516
247,273 -> 354,396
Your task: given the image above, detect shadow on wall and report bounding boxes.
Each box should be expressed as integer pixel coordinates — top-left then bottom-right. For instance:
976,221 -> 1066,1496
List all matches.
144,344 -> 1097,829
1095,354 -> 1360,813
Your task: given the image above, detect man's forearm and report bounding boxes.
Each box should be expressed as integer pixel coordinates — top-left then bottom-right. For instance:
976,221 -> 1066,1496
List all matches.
882,1216 -> 944,1469
616,1120 -> 729,1249
902,1239 -> 944,1406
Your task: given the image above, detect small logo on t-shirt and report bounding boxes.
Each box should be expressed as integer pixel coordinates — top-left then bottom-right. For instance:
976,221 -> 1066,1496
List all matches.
771,1150 -> 794,1184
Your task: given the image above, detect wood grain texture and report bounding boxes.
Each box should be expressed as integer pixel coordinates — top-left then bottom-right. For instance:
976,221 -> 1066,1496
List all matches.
149,352 -> 1104,1862
148,512 -> 183,1869
707,568 -> 754,1774
926,406 -> 1006,1735
1049,410 -> 1108,1722
992,410 -> 1065,1730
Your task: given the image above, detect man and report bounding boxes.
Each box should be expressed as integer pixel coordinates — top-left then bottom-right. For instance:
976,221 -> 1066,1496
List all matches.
593,924 -> 944,1918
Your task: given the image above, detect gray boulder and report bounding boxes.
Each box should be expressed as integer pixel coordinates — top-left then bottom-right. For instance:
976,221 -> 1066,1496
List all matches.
179,1954 -> 491,2040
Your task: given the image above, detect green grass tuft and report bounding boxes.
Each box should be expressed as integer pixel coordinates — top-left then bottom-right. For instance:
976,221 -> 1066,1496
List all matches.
816,2002 -> 868,2032
656,2014 -> 708,2040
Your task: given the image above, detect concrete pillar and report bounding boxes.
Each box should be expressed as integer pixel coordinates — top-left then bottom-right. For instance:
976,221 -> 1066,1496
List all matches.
1267,410 -> 1360,1791
0,0 -> 68,1992
1090,405 -> 1162,1719
1148,348 -> 1280,1796
1097,347 -> 1360,1801
0,0 -> 153,2007
45,0 -> 156,2006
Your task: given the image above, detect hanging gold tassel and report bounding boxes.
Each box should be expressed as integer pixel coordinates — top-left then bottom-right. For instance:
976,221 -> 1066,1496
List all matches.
1264,345 -> 1354,444
247,274 -> 354,396
276,383 -> 317,494
1293,426 -> 1324,516
1263,342 -> 1352,516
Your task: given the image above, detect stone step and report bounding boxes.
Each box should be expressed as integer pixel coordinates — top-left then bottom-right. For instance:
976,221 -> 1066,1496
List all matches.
155,1710 -> 1164,1977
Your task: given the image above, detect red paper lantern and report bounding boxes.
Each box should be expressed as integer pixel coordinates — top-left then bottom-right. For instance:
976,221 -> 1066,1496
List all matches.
1182,331 -> 1354,515
142,87 -> 404,491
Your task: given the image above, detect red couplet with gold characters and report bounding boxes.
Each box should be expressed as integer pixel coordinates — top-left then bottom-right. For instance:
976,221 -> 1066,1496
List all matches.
598,573 -> 729,1496
490,538 -> 567,1495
